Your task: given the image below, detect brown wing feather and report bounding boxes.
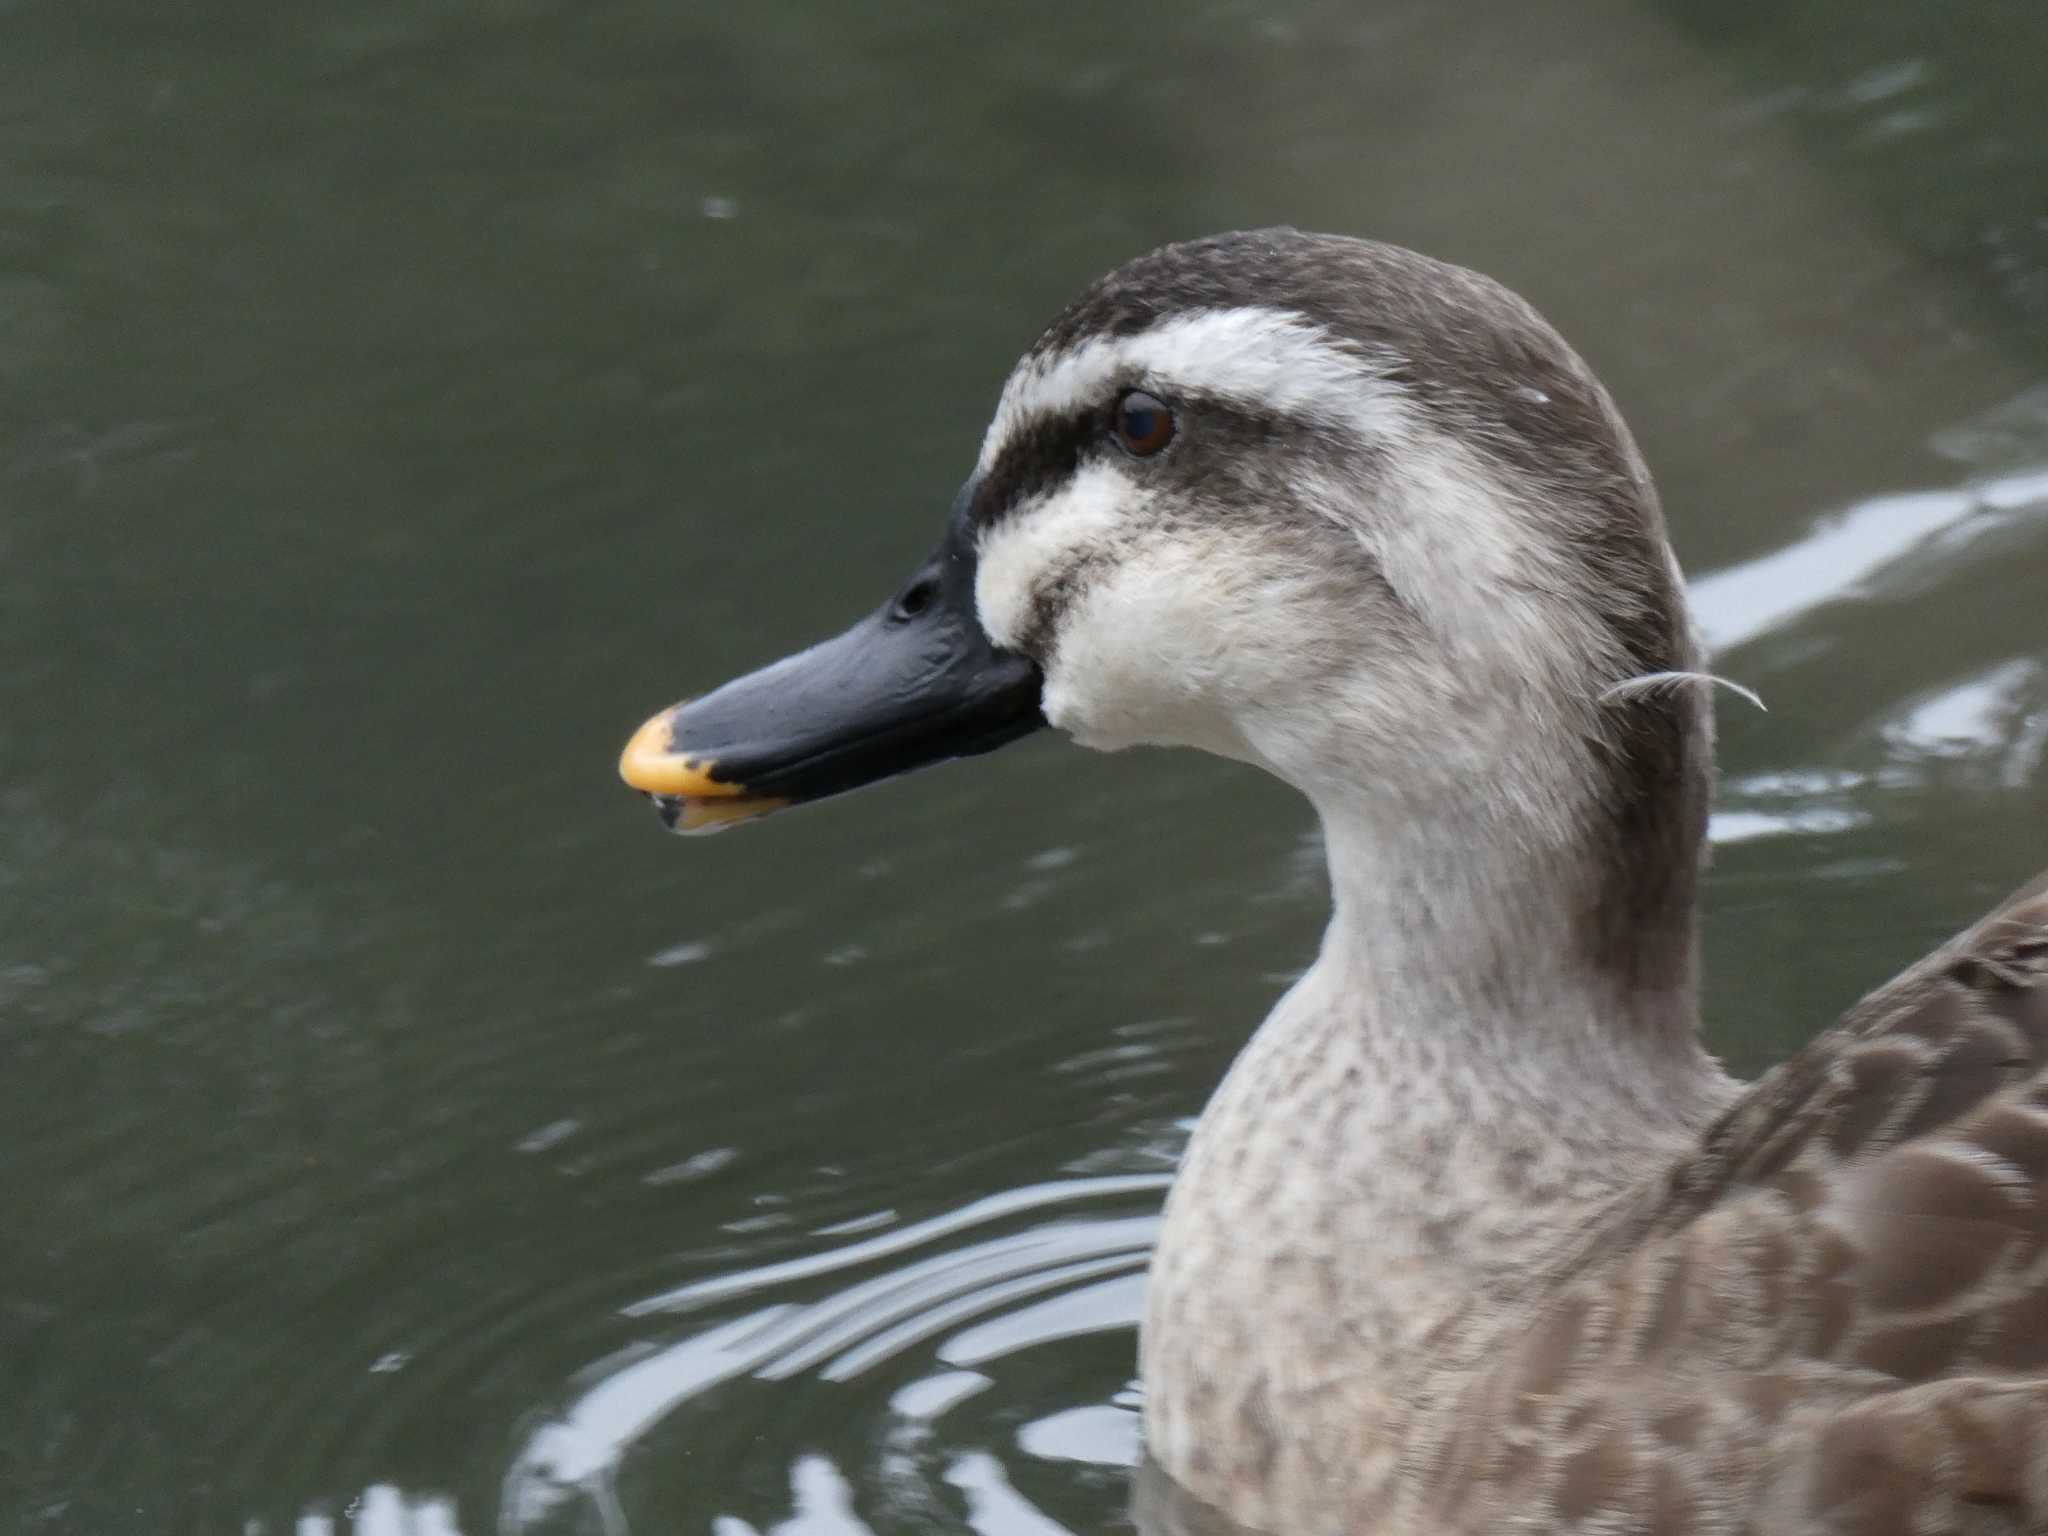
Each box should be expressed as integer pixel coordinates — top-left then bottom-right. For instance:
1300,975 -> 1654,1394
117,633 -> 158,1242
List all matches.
1420,872 -> 2048,1535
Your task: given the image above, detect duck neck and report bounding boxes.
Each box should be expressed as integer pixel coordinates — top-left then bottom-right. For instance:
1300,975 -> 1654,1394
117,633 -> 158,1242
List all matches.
1140,786 -> 1735,1530
1240,787 -> 1737,1329
1149,785 -> 1732,1371
1312,789 -> 1723,1130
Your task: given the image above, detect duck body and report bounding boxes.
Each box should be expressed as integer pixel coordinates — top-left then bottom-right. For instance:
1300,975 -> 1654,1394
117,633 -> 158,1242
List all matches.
620,230 -> 2048,1534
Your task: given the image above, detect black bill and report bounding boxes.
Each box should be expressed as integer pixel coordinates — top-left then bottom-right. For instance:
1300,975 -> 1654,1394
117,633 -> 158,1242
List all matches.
618,485 -> 1045,833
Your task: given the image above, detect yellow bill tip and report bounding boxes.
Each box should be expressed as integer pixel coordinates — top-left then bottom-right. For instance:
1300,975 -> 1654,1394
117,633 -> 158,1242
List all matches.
618,710 -> 748,798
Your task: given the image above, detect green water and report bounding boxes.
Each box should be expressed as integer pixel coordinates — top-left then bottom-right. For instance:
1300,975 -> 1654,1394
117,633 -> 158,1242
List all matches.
3,2 -> 2045,1532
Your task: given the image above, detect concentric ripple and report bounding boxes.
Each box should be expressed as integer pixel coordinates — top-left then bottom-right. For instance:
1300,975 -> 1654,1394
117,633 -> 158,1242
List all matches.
499,1172 -> 1166,1535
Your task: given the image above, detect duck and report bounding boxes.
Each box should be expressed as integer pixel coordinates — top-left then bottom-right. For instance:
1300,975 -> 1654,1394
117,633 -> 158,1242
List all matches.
618,228 -> 2048,1536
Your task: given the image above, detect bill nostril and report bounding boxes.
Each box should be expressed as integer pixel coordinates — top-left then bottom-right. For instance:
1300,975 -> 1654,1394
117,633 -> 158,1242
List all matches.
891,575 -> 939,622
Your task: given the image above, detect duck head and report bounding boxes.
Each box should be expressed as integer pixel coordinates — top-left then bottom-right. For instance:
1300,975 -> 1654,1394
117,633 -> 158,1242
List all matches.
621,229 -> 1710,974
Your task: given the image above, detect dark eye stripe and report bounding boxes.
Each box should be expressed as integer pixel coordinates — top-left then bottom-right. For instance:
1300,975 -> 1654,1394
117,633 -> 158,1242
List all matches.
975,384 -> 1303,533
971,407 -> 1089,528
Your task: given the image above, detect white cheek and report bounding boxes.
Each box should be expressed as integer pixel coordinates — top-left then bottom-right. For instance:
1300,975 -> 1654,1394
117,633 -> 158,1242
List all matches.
1035,571 -> 1193,752
974,460 -> 1134,651
976,465 -> 1257,757
1039,547 -> 1270,762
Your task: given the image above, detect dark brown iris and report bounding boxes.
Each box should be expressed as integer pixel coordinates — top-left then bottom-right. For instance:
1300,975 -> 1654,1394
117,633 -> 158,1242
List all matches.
1114,389 -> 1174,457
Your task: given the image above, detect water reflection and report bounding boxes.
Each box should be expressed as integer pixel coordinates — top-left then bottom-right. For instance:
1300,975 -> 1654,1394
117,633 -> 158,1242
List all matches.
503,1175 -> 1162,1533
1689,456 -> 2048,653
292,1489 -> 466,1536
1881,659 -> 2048,785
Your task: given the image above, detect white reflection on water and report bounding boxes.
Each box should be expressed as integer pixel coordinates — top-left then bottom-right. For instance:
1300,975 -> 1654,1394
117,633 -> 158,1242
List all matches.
1700,656 -> 2048,843
503,1304 -> 801,1503
1707,806 -> 1872,844
890,1369 -> 994,1419
705,1455 -> 877,1536
501,1174 -> 1166,1533
1886,659 -> 2038,753
278,1487 -> 465,1536
939,1273 -> 1146,1369
1882,658 -> 2048,786
626,1175 -> 1167,1316
798,1247 -> 1147,1381
945,1453 -> 1074,1536
1683,449 -> 2048,843
1017,1403 -> 1145,1469
1688,461 -> 2048,653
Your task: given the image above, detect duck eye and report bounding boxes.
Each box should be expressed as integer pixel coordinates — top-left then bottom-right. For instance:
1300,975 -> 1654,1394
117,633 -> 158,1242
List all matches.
1114,390 -> 1174,457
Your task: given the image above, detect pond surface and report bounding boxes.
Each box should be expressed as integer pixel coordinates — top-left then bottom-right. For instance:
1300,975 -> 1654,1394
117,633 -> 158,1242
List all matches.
3,2 -> 2046,1532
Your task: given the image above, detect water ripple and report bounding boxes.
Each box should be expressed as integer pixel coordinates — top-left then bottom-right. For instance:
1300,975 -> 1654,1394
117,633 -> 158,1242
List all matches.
502,1174 -> 1166,1534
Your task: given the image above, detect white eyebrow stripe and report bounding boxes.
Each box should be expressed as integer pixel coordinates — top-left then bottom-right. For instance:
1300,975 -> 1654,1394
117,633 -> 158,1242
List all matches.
977,305 -> 1409,473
